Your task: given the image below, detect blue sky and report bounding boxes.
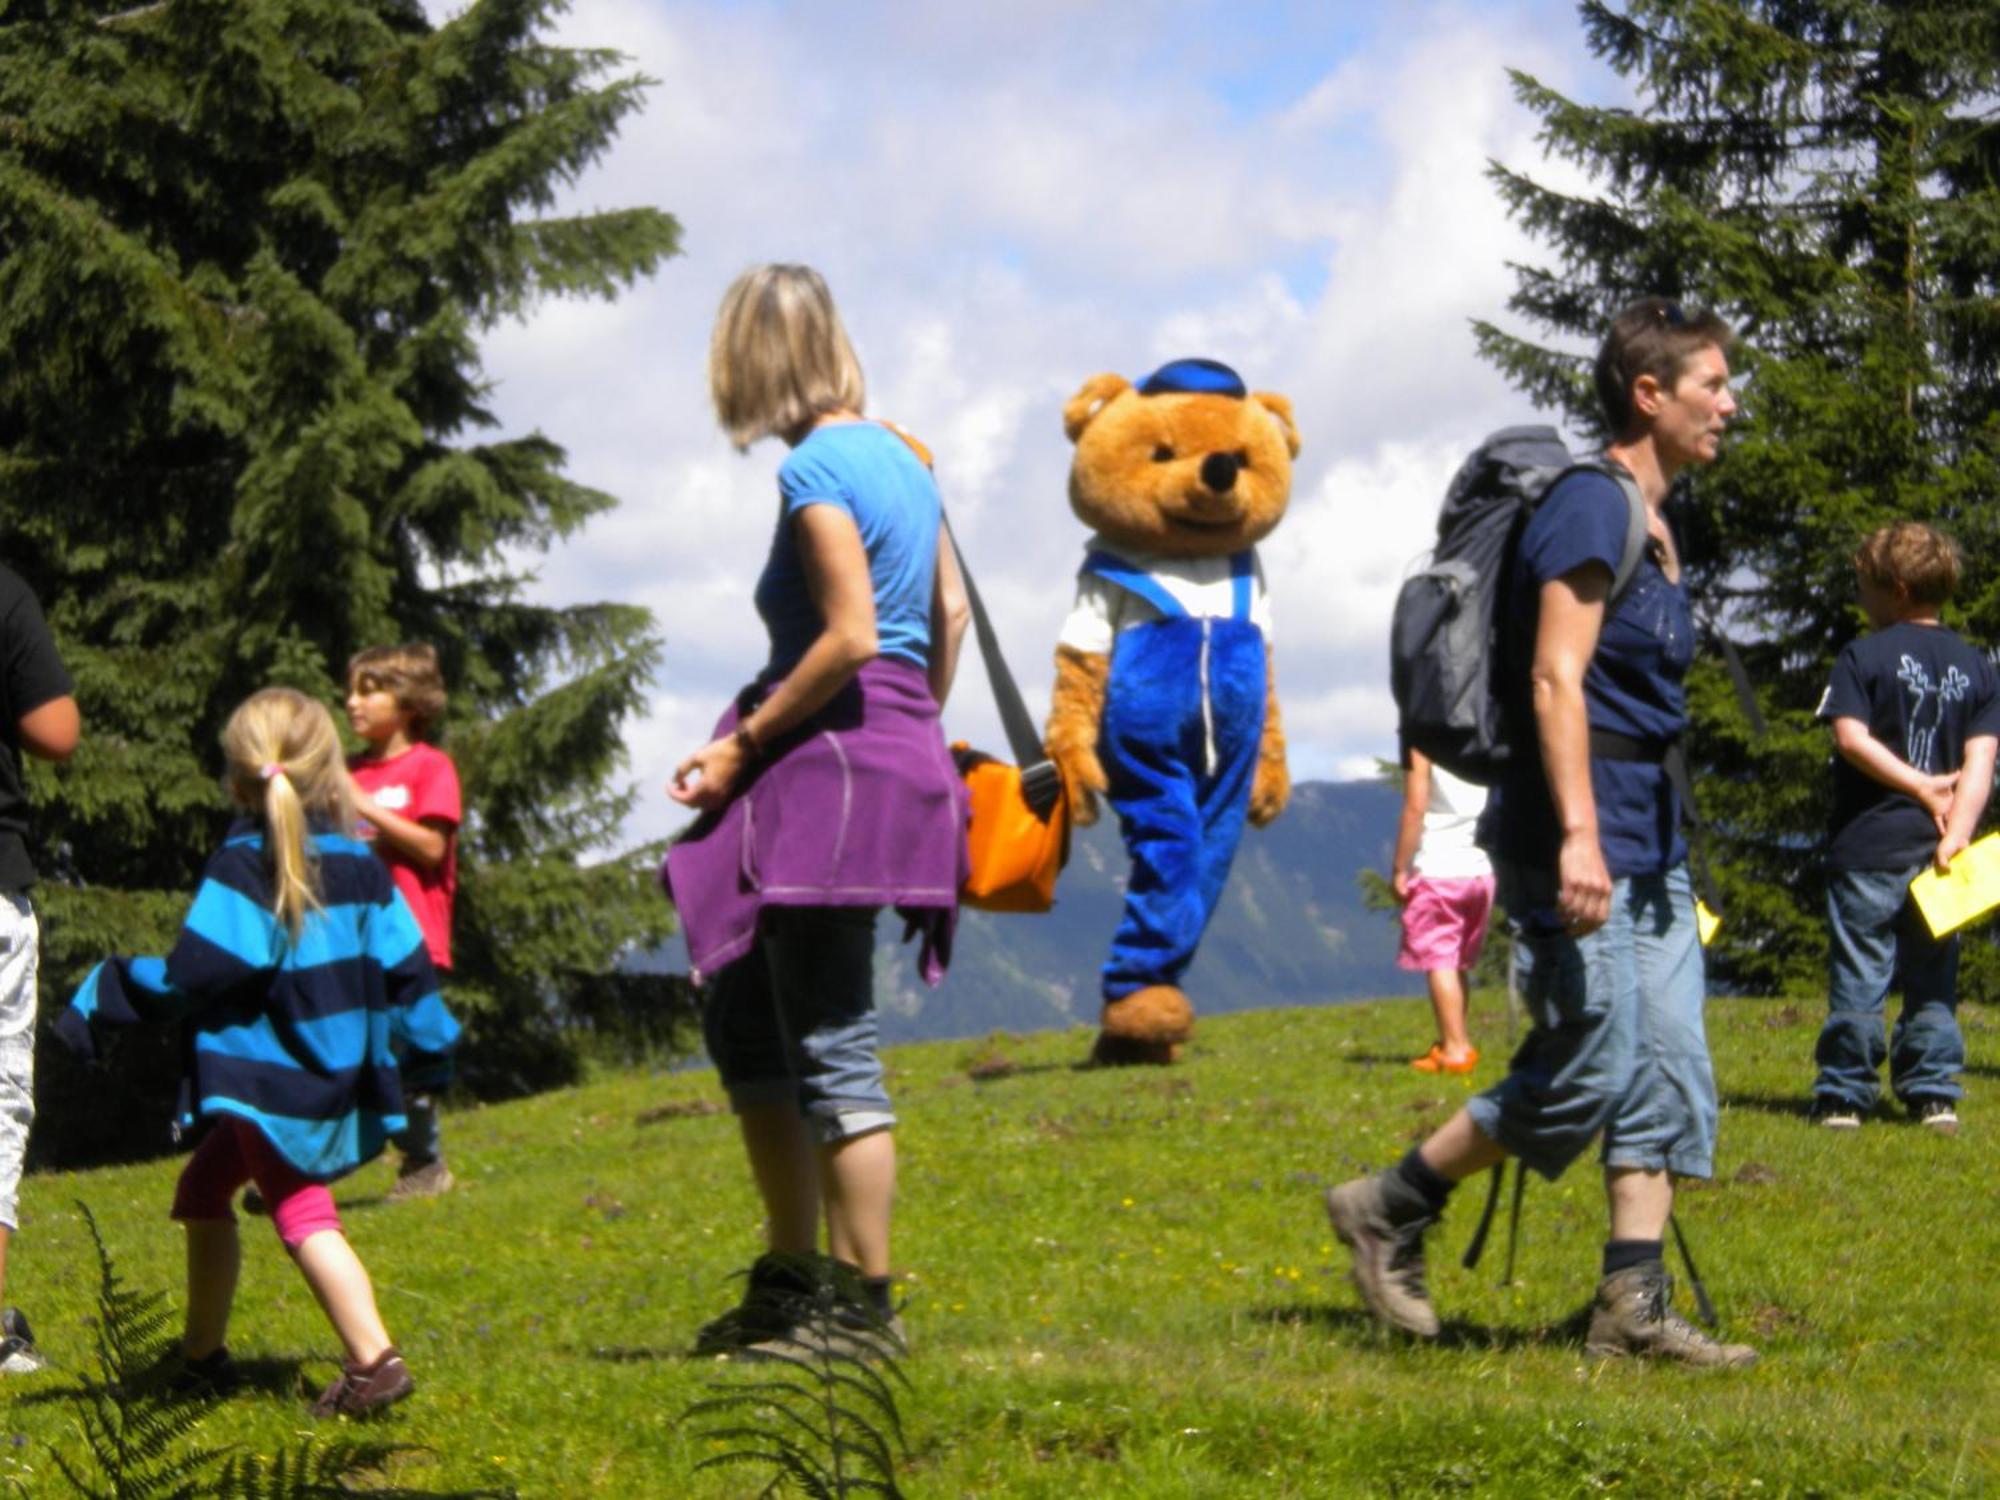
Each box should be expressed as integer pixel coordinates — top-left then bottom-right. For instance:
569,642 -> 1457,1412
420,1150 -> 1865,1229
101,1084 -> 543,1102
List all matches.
428,0 -> 1613,841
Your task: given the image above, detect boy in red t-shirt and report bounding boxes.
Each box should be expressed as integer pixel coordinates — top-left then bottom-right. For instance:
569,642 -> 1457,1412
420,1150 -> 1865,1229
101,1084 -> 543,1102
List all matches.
347,643 -> 462,1200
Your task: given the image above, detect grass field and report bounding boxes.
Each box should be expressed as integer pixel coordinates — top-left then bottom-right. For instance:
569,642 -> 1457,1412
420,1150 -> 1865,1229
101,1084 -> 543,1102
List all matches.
3,993 -> 1994,1497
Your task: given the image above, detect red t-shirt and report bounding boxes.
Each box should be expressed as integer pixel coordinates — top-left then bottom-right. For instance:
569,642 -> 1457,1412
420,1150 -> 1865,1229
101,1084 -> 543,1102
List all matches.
350,741 -> 461,970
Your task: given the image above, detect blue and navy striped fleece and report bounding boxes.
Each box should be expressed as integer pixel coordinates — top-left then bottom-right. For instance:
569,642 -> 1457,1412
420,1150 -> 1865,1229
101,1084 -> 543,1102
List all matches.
58,821 -> 461,1180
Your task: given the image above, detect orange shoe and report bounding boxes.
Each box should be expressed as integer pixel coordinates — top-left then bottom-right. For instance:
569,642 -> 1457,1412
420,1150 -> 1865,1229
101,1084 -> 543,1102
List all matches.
1410,1044 -> 1478,1075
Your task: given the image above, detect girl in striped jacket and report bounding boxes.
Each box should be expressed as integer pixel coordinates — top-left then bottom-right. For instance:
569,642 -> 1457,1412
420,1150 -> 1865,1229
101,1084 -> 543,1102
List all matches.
61,688 -> 459,1417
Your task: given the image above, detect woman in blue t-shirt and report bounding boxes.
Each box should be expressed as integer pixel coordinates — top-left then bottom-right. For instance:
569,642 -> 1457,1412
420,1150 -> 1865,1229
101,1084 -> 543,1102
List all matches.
1327,299 -> 1758,1367
664,264 -> 971,1358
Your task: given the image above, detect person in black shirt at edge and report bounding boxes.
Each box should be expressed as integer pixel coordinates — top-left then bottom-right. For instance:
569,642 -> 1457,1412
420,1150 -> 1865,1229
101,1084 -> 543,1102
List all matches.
0,562 -> 79,1376
1811,522 -> 1998,1133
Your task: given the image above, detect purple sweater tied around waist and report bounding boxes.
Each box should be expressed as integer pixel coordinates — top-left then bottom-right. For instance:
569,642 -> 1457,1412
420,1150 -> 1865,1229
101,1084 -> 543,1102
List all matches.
663,657 -> 970,986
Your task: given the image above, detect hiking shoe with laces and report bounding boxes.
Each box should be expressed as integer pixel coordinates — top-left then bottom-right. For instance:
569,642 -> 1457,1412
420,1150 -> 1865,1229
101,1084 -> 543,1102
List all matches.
1324,1176 -> 1440,1338
1584,1263 -> 1757,1368
308,1347 -> 413,1418
1810,1102 -> 1862,1130
385,1158 -> 455,1203
693,1251 -> 825,1356
1912,1098 -> 1960,1135
0,1308 -> 46,1375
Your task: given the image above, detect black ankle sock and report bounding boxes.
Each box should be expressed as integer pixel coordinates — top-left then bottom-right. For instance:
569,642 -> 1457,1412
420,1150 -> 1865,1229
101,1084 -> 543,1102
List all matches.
862,1276 -> 895,1320
1381,1148 -> 1454,1222
1601,1238 -> 1662,1278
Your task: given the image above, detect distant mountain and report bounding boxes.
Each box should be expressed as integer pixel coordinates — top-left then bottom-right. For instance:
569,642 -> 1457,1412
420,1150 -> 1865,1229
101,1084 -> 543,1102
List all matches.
647,778 -> 1413,1044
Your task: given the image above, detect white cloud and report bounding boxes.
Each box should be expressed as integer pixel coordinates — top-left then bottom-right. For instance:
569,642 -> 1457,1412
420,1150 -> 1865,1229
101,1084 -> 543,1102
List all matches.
434,0 -> 1600,843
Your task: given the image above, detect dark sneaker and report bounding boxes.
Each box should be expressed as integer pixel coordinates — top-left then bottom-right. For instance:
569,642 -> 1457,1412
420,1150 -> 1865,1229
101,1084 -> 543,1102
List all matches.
1324,1177 -> 1440,1339
0,1308 -> 46,1375
384,1158 -> 455,1203
242,1187 -> 270,1215
161,1346 -> 240,1399
1912,1098 -> 1960,1136
1810,1102 -> 1862,1130
1585,1263 -> 1757,1368
308,1348 -> 413,1418
693,1252 -> 825,1356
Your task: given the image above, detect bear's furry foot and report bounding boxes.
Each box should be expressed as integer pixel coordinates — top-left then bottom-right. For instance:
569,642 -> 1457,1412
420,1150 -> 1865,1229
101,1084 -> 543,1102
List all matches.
1092,985 -> 1193,1067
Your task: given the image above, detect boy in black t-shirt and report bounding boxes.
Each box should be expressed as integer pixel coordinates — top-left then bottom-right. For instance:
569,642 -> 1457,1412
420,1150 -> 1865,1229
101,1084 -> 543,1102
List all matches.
0,563 -> 78,1375
1812,523 -> 2000,1132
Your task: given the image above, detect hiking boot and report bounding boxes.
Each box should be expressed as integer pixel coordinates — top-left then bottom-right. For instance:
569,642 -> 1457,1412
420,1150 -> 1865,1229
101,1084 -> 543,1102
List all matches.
1810,1102 -> 1862,1130
308,1347 -> 413,1418
384,1158 -> 455,1203
0,1308 -> 46,1375
1911,1098 -> 1960,1135
1324,1176 -> 1440,1338
692,1252 -> 826,1356
1584,1263 -> 1758,1368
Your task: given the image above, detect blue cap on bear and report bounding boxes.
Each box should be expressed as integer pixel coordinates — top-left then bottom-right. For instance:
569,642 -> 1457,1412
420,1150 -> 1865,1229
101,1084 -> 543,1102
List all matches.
1137,358 -> 1245,399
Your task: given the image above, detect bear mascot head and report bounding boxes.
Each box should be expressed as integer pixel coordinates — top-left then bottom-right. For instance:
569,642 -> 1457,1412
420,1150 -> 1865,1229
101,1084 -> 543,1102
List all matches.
1045,358 -> 1299,1064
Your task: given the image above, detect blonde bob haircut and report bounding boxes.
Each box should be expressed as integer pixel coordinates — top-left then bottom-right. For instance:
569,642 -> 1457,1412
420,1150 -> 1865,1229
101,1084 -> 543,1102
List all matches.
709,264 -> 865,450
222,688 -> 355,940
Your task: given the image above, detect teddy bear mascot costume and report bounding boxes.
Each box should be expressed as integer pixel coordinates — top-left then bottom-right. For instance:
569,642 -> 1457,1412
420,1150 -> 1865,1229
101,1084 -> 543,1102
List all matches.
1046,358 -> 1297,1065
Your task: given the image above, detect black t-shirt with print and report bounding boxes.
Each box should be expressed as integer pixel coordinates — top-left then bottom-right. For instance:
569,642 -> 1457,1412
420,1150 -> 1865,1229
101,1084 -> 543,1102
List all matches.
0,564 -> 73,890
1820,621 -> 2000,871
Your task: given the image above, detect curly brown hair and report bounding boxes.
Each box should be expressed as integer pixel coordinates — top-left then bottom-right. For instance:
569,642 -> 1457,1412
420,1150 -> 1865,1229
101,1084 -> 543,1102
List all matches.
1854,521 -> 1961,608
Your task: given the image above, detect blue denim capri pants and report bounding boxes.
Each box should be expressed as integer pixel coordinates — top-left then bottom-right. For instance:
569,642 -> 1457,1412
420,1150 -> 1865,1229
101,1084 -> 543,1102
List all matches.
1466,862 -> 1717,1181
701,905 -> 896,1146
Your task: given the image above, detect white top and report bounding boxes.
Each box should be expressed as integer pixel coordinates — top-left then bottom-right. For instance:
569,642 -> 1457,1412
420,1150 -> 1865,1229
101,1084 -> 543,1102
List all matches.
1056,538 -> 1275,655
1412,763 -> 1493,880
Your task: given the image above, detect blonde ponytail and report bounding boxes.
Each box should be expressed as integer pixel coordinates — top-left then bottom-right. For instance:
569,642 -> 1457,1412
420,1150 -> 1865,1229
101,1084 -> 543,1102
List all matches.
222,689 -> 355,941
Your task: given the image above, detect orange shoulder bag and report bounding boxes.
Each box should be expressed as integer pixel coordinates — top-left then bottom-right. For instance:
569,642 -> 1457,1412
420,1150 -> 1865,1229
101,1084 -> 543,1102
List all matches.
886,422 -> 1070,913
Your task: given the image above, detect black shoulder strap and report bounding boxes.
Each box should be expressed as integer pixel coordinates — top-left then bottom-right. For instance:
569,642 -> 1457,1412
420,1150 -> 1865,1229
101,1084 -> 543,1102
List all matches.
940,513 -> 1043,770
881,422 -> 1060,799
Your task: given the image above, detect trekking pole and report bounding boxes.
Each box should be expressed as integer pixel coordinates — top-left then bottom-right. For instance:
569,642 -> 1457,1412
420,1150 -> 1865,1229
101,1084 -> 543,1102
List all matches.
1461,1164 -> 1504,1270
1668,1214 -> 1720,1327
1501,1162 -> 1526,1287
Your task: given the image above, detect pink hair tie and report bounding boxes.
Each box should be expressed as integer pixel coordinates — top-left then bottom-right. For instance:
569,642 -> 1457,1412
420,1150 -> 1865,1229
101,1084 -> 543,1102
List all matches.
261,763 -> 286,781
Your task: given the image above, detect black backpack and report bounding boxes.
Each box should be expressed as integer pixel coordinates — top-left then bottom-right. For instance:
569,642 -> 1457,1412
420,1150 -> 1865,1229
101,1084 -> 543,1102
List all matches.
1389,425 -> 1647,785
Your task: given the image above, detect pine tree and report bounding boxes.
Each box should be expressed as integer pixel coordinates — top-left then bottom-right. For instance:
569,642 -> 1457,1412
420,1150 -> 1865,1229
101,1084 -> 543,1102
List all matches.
0,0 -> 685,1158
1477,1 -> 2000,995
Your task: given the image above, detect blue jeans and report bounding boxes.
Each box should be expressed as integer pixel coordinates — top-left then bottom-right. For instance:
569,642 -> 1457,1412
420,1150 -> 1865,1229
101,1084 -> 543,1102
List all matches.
1814,865 -> 1962,1110
701,906 -> 895,1144
1468,863 -> 1716,1180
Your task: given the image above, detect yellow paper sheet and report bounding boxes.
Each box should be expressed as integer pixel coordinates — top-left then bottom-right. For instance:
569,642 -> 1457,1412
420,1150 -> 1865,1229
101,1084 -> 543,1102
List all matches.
1695,901 -> 1721,947
1909,832 -> 2000,938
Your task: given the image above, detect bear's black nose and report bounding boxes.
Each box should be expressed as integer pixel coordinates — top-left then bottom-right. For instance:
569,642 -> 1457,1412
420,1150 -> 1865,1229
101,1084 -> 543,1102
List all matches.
1199,451 -> 1240,493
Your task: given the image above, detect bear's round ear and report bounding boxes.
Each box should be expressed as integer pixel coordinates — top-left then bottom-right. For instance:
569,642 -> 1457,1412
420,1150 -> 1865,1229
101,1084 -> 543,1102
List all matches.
1063,374 -> 1132,443
1252,391 -> 1301,457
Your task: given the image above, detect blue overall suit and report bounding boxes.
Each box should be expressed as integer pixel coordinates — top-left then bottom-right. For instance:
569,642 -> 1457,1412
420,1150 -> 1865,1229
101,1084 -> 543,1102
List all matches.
1087,548 -> 1267,1001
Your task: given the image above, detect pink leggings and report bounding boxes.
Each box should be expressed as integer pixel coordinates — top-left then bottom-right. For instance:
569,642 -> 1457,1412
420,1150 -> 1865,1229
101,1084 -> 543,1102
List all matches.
172,1117 -> 342,1250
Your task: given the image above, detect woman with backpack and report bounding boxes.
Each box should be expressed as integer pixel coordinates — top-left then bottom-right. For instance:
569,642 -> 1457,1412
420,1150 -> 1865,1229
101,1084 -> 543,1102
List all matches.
1327,299 -> 1757,1366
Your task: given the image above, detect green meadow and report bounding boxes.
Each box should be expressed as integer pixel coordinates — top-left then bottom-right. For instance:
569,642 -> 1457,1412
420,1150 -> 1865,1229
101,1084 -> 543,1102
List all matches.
4,995 -> 1993,1497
